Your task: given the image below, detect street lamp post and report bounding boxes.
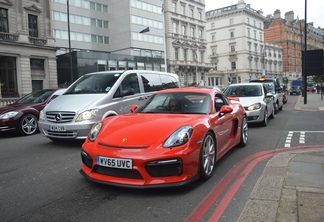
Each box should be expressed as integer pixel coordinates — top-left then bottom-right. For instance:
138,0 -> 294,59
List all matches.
67,0 -> 73,84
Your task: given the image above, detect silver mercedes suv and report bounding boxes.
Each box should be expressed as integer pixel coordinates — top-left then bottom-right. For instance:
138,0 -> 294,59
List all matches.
38,70 -> 180,141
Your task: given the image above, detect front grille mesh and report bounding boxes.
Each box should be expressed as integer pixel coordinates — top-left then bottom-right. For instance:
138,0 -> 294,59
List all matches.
46,111 -> 75,123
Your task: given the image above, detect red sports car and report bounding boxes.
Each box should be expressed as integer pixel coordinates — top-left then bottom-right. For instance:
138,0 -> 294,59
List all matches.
80,87 -> 248,188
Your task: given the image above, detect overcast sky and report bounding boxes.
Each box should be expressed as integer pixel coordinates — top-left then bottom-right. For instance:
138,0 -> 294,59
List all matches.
205,0 -> 324,29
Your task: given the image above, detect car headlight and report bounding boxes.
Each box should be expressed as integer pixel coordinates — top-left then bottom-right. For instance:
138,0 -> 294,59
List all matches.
163,126 -> 193,148
0,111 -> 19,119
247,103 -> 261,111
76,109 -> 98,122
88,122 -> 103,142
39,109 -> 45,121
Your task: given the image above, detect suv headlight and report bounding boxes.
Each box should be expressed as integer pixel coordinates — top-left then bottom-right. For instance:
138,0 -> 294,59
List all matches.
76,109 -> 98,122
247,103 -> 261,111
163,126 -> 193,148
0,111 -> 18,119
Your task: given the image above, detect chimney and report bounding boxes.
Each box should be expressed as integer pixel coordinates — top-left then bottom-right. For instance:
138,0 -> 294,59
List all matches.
274,9 -> 281,19
285,11 -> 294,22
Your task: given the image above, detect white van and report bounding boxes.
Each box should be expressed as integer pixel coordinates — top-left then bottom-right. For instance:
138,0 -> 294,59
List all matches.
38,70 -> 180,141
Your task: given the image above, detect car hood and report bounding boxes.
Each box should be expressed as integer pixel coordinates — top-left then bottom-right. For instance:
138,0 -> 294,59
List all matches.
44,94 -> 104,112
0,103 -> 39,114
237,97 -> 263,106
97,114 -> 203,147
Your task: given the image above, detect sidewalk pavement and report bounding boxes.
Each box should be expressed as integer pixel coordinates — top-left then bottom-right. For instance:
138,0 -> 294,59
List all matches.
238,92 -> 324,222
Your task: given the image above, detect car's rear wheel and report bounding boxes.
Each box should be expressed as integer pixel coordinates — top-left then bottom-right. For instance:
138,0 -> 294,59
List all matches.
238,115 -> 248,147
19,114 -> 38,136
199,132 -> 216,180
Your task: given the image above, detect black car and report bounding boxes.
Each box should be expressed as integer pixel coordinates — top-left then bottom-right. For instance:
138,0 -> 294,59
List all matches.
290,86 -> 301,95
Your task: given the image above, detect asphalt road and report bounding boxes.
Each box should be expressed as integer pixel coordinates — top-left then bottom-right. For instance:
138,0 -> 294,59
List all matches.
1,95 -> 323,222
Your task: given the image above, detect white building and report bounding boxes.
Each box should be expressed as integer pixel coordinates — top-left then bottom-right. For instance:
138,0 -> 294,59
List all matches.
163,0 -> 211,86
205,0 -> 283,86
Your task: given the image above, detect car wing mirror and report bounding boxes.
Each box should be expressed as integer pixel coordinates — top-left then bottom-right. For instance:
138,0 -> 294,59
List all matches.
130,105 -> 138,113
219,105 -> 233,116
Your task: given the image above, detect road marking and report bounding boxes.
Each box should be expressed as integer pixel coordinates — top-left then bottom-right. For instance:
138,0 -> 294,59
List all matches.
284,131 -> 324,146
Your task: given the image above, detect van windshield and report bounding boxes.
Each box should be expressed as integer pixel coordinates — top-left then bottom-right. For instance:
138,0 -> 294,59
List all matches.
65,73 -> 122,94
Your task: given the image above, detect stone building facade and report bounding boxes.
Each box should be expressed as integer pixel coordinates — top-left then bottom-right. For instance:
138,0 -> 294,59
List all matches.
0,0 -> 57,104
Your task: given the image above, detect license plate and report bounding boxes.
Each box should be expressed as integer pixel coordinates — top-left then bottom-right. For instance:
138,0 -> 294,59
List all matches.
97,156 -> 132,169
49,125 -> 66,131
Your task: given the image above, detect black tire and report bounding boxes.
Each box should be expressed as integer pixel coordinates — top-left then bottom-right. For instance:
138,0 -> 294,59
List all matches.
19,114 -> 38,136
238,115 -> 248,147
260,109 -> 268,127
199,132 -> 216,180
269,105 -> 275,119
274,102 -> 278,114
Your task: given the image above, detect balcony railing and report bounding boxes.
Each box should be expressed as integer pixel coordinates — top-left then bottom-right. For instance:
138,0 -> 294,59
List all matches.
0,32 -> 19,42
29,36 -> 47,46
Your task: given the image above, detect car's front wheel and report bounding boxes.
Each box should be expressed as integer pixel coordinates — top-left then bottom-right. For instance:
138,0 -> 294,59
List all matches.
199,132 -> 216,180
19,114 -> 38,136
261,109 -> 268,127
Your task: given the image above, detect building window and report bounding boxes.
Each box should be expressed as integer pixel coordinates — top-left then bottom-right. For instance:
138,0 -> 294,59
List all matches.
134,48 -> 141,56
191,27 -> 195,37
181,5 -> 185,15
192,50 -> 196,62
198,29 -> 202,38
198,11 -> 202,20
212,47 -> 216,55
248,42 -> 251,51
28,14 -> 38,37
183,48 -> 187,61
175,48 -> 179,60
172,2 -> 176,12
247,29 -> 250,37
230,18 -> 233,25
211,22 -> 215,29
254,31 -> 256,39
247,17 -> 249,24
200,51 -> 204,63
230,31 -> 234,38
231,62 -> 236,70
182,25 -> 186,35
30,59 -> 44,70
0,8 -> 9,33
231,45 -> 235,52
173,22 -> 178,33
259,32 -> 262,41
211,34 -> 215,42
190,8 -> 194,17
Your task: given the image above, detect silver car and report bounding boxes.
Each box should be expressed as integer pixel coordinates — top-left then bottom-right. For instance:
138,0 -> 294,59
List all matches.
38,70 -> 180,141
223,83 -> 274,126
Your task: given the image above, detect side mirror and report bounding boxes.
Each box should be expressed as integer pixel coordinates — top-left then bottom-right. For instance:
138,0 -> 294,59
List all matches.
121,88 -> 135,97
130,105 -> 138,113
266,92 -> 273,97
219,105 -> 233,116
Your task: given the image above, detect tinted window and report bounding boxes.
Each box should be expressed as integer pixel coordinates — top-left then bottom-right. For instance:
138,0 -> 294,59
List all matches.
141,73 -> 163,92
160,74 -> 179,89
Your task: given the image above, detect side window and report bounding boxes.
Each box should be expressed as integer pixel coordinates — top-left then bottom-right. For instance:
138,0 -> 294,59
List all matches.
215,93 -> 228,112
263,85 -> 268,95
121,73 -> 140,94
141,73 -> 163,92
160,74 -> 179,89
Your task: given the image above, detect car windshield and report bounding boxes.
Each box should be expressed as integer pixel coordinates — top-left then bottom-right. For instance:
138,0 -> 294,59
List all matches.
136,92 -> 211,114
64,72 -> 122,94
223,85 -> 262,97
15,90 -> 55,104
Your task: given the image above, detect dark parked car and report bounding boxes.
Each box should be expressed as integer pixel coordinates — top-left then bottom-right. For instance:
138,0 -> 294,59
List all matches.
0,89 -> 65,136
290,86 -> 301,95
